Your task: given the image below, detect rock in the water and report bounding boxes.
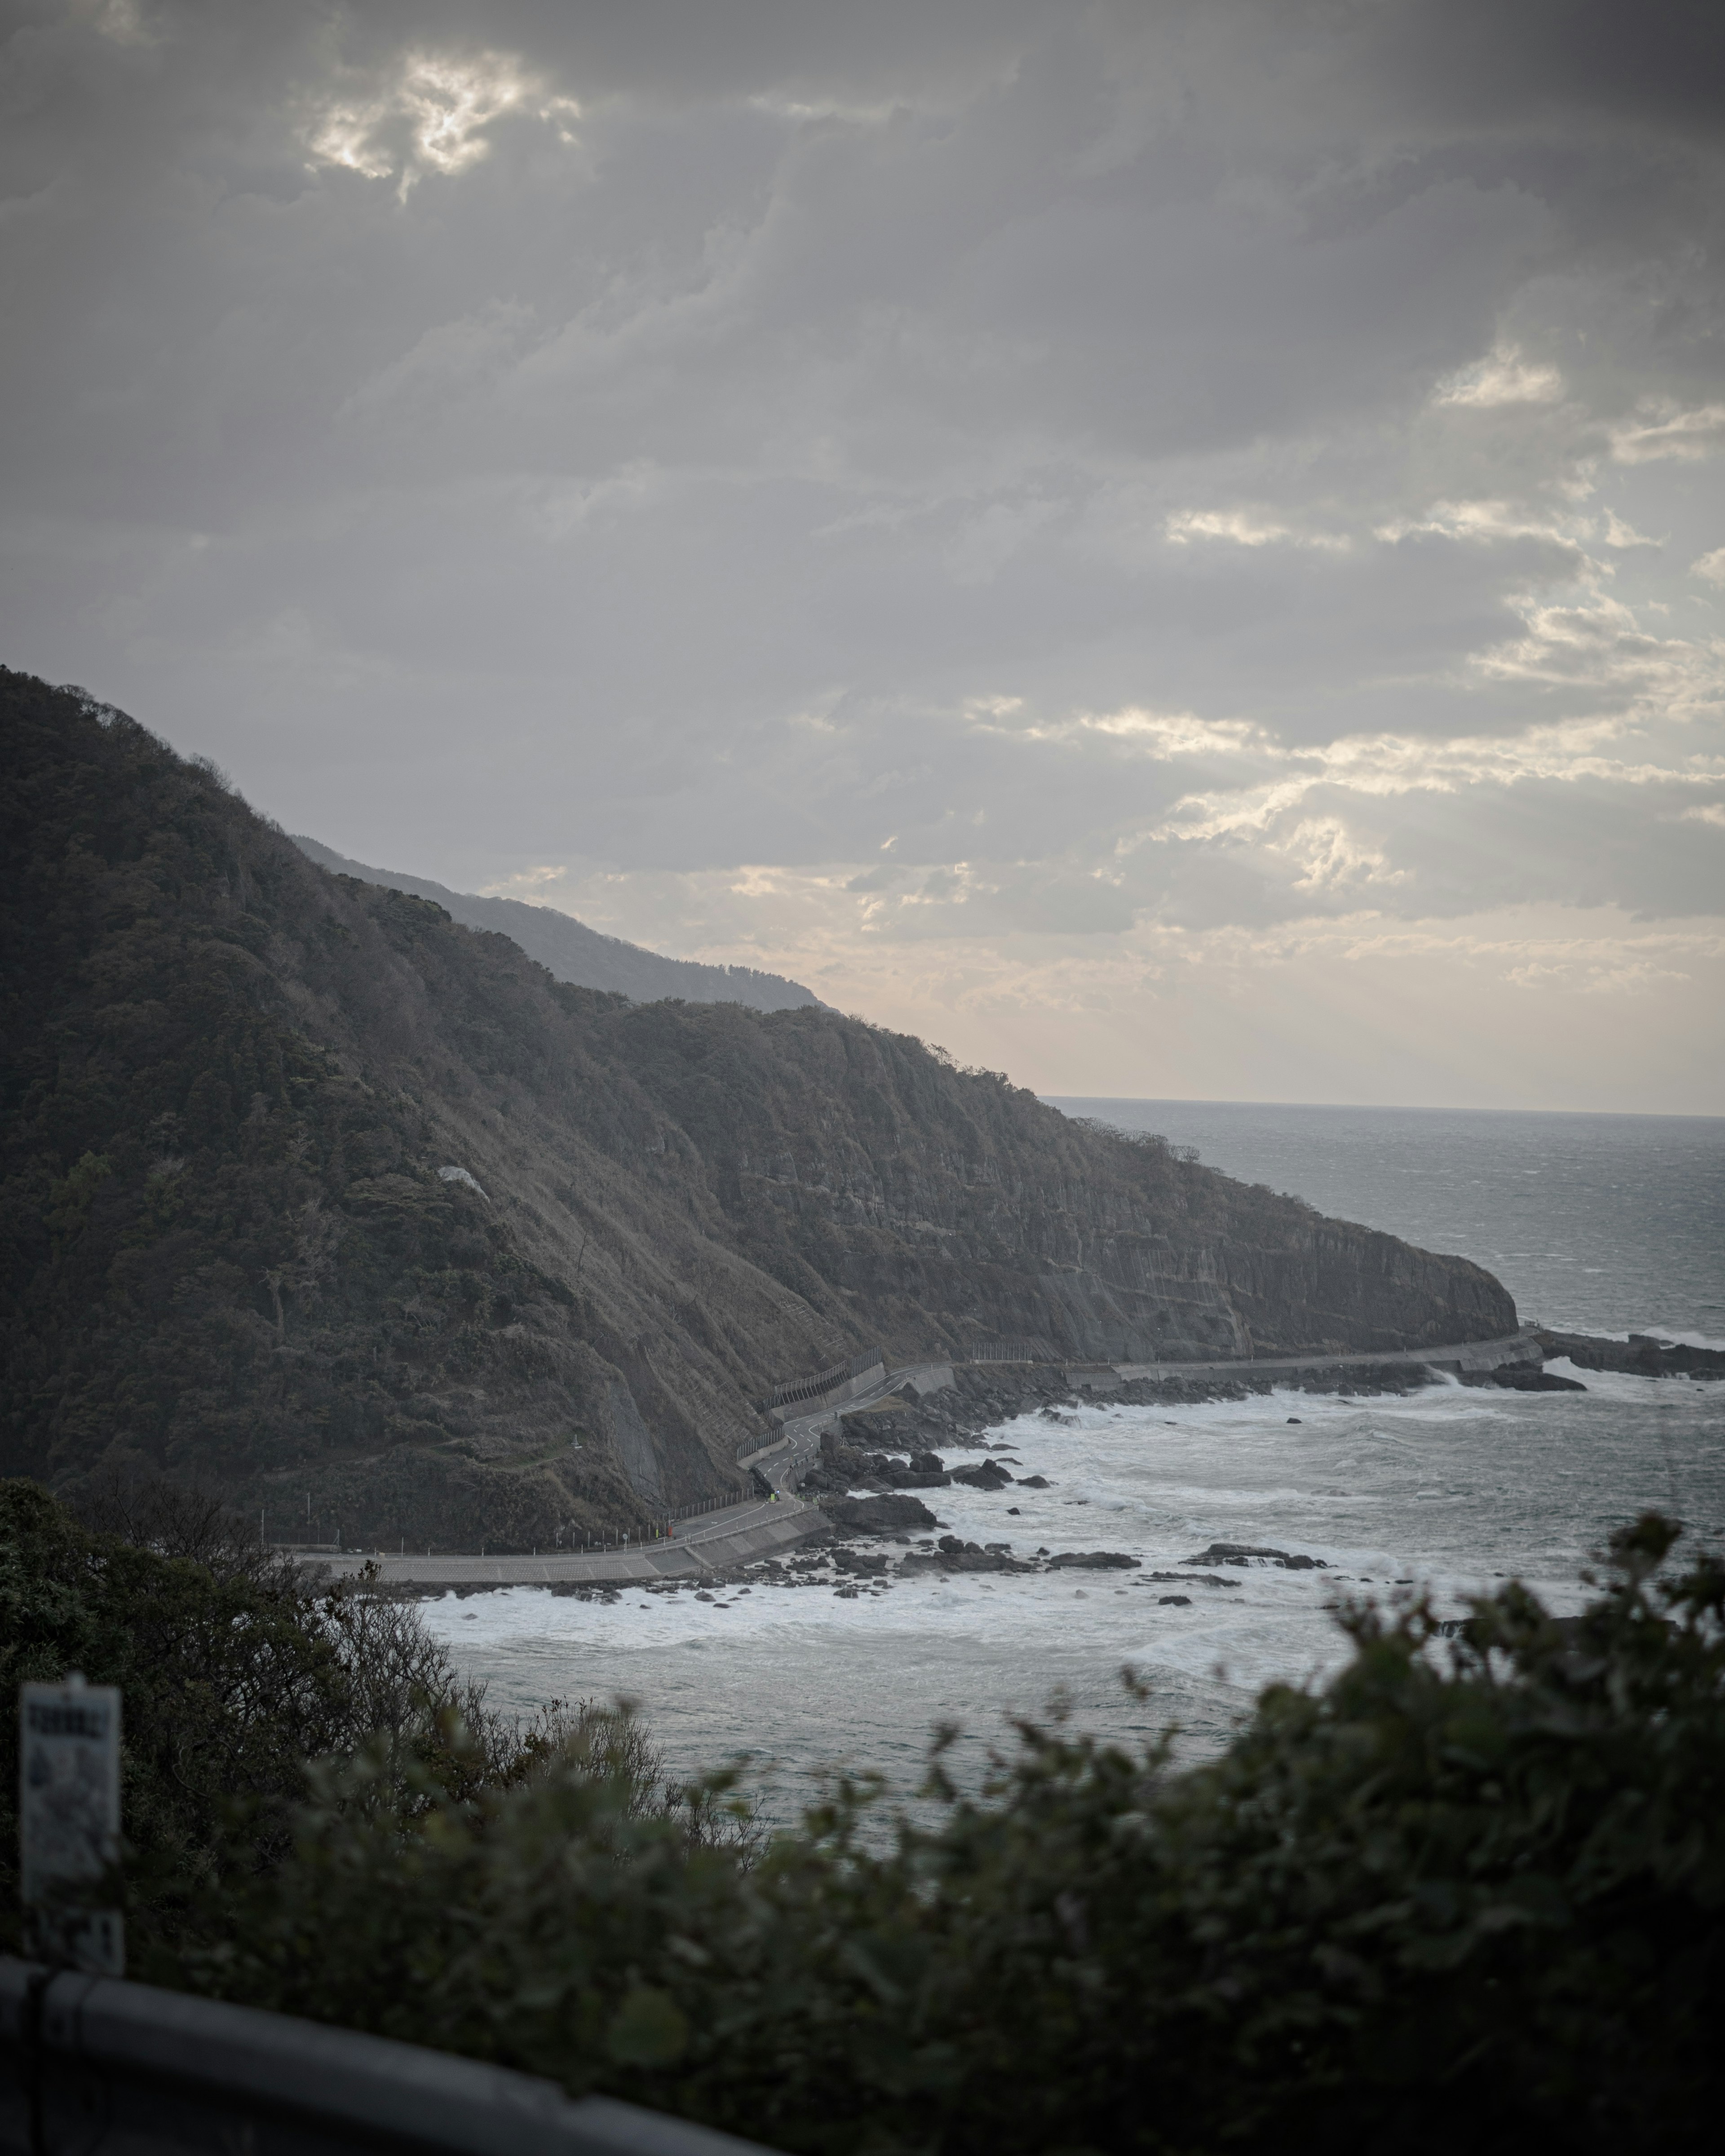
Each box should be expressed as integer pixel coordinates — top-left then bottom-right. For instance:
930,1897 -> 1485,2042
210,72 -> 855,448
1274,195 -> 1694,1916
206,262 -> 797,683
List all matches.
824,1494 -> 938,1534
1489,1365 -> 1586,1392
1183,1542 -> 1327,1570
950,1458 -> 1015,1489
1048,1550 -> 1141,1570
1534,1329 -> 1725,1381
1017,1474 -> 1052,1489
901,1534 -> 1035,1574
832,1547 -> 891,1576
1157,1594 -> 1191,1606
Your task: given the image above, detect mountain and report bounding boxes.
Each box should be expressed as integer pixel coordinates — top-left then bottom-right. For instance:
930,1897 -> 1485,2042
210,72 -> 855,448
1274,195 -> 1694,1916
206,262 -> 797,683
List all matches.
1,672 -> 1516,1549
288,835 -> 823,1013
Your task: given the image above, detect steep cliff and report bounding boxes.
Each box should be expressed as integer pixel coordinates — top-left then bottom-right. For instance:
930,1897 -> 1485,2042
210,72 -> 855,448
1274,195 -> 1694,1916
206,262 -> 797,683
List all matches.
1,674 -> 1515,1548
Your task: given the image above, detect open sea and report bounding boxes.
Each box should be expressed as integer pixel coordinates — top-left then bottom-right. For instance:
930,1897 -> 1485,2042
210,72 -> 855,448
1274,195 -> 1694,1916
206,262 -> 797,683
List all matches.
427,1101 -> 1725,1819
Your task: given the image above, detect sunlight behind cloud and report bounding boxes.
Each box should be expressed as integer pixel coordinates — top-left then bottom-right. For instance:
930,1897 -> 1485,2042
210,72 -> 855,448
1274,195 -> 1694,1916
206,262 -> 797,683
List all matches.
1164,509 -> 1349,552
303,50 -> 575,196
1610,402 -> 1725,464
1434,345 -> 1565,408
9,0 -> 1724,1109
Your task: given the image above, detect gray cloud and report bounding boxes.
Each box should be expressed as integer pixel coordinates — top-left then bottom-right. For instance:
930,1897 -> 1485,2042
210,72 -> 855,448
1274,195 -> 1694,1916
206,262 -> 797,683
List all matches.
2,0 -> 1721,1105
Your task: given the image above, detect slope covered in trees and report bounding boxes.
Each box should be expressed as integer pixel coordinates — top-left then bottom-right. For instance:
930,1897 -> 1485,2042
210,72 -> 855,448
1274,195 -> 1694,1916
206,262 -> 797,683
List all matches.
290,833 -> 823,1013
0,672 -> 1514,1545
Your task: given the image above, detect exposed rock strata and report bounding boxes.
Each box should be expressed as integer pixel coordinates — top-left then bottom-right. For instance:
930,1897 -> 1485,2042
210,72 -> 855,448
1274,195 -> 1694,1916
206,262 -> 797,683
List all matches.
1536,1330 -> 1725,1381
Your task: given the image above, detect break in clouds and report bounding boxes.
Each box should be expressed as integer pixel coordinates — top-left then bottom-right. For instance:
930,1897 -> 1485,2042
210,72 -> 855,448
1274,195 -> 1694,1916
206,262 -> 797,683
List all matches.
3,0 -> 1723,1106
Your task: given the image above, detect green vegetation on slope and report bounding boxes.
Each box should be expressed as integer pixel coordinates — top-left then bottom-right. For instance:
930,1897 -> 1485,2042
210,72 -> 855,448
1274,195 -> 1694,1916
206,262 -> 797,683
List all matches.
2,671 -> 1514,1543
6,1482 -> 1721,2154
290,831 -> 824,1012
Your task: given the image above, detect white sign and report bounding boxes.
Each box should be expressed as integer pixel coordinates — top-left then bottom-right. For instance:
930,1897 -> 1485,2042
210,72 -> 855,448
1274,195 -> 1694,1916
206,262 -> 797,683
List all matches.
19,1675 -> 124,1975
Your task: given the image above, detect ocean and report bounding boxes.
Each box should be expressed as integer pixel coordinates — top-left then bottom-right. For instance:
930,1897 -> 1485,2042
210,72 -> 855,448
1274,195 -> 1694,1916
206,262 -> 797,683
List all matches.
426,1101 -> 1725,1817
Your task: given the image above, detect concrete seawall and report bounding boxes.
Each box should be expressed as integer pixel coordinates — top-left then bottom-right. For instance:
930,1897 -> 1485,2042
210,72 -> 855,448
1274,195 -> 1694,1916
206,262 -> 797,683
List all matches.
1097,1329 -> 1540,1387
318,1495 -> 829,1589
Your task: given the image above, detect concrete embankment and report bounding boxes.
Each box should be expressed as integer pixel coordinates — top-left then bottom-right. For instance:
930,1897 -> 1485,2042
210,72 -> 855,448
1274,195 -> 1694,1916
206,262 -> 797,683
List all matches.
1099,1329 -> 1540,1387
318,1494 -> 828,1589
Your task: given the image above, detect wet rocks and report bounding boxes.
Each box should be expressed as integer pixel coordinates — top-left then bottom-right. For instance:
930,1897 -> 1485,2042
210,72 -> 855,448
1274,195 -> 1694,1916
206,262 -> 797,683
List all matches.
901,1534 -> 1036,1575
1016,1474 -> 1052,1489
1535,1329 -> 1725,1381
832,1547 -> 891,1577
1048,1550 -> 1141,1571
950,1458 -> 1015,1490
823,1493 -> 939,1534
1184,1542 -> 1328,1570
1158,1595 -> 1191,1606
1485,1364 -> 1586,1392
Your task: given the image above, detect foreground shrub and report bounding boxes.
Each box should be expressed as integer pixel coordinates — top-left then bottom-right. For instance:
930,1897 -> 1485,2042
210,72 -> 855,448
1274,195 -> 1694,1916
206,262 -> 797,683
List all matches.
0,1477 -> 513,1953
167,1514 -> 1724,2156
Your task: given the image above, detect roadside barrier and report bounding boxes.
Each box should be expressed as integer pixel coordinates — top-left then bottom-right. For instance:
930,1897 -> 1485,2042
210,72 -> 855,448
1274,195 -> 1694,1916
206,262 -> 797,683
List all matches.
958,1337 -> 1060,1365
760,1348 -> 883,1411
0,1954 -> 775,2156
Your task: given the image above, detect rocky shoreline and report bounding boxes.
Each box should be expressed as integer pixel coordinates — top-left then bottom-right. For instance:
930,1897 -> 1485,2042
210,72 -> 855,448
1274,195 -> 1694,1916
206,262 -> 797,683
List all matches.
749,1325 -> 1725,1589
402,1328 -> 1723,1603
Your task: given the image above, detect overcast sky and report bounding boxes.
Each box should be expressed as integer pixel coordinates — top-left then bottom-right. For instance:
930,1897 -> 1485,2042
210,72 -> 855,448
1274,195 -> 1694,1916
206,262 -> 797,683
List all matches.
5,0 -> 1723,1111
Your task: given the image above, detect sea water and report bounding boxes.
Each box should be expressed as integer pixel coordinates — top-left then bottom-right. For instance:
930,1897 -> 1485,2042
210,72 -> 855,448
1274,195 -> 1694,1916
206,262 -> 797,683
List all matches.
425,1103 -> 1725,1818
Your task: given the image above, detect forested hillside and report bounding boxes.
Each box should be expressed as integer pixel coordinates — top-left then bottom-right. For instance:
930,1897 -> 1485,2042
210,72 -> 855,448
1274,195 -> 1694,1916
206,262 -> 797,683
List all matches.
1,673 -> 1514,1547
290,834 -> 823,1013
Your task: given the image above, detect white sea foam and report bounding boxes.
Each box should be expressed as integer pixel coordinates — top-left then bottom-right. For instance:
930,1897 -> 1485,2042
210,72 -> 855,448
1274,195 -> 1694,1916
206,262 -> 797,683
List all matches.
427,1365 -> 1725,1820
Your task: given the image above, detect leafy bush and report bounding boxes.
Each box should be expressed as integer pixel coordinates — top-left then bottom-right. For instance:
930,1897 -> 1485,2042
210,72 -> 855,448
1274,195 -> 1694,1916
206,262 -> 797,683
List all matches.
158,1514 -> 1724,2156
9,1476 -> 1720,2149
0,1477 -> 513,1955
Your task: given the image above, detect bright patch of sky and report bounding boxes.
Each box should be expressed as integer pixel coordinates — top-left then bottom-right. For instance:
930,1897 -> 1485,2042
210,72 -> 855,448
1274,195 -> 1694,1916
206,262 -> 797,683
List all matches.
3,0 -> 1721,1108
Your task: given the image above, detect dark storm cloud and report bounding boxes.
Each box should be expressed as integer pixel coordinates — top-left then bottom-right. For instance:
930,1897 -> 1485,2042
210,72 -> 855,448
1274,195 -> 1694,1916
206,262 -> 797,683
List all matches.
1,0 -> 1721,1102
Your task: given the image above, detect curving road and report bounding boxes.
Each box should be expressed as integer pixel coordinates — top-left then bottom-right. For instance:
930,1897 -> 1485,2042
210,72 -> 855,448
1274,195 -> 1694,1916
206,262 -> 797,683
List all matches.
313,1333 -> 1537,1588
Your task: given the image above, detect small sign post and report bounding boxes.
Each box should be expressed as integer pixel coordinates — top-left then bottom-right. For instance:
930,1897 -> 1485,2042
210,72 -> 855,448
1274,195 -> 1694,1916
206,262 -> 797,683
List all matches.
19,1674 -> 124,1975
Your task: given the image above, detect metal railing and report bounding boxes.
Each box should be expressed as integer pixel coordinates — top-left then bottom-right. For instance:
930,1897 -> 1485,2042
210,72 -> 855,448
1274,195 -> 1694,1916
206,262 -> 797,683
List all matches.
760,1348 -> 882,1412
959,1337 -> 1060,1365
0,1955 -> 774,2156
660,1491 -> 755,1529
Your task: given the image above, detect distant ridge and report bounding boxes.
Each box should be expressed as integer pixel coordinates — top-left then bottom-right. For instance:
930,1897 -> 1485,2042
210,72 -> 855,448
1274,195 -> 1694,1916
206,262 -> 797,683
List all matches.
289,835 -> 823,1012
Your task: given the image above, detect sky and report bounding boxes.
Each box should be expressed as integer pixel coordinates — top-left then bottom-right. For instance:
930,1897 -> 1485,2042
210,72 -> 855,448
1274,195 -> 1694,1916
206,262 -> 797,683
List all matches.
4,0 -> 1723,1113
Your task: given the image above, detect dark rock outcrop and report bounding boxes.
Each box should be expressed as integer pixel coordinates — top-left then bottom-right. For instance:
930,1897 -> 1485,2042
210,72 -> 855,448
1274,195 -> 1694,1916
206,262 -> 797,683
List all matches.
950,1459 -> 1015,1490
832,1547 -> 891,1577
901,1535 -> 1035,1575
824,1494 -> 939,1535
1185,1543 -> 1329,1570
1048,1551 -> 1141,1571
1537,1330 -> 1725,1381
1485,1365 -> 1587,1393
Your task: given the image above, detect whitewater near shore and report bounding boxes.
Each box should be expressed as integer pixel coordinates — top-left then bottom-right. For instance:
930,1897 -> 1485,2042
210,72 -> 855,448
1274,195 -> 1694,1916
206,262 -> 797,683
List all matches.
426,1355 -> 1725,1819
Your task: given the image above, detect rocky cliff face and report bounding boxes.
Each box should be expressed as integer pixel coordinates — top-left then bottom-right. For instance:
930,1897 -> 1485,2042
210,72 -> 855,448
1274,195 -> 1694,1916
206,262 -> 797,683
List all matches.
1,674 -> 1514,1549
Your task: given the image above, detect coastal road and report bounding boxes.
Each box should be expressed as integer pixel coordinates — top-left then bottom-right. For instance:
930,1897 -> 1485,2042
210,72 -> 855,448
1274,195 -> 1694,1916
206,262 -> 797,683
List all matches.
317,1493 -> 827,1589
311,1332 -> 1537,1588
1106,1329 -> 1539,1384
